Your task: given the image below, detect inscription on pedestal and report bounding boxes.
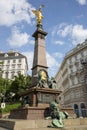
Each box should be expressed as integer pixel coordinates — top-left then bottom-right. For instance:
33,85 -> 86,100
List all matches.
37,93 -> 58,104
43,94 -> 53,103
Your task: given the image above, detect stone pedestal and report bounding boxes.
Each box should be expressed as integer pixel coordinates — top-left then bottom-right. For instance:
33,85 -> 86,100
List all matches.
10,87 -> 74,120
10,106 -> 74,120
21,87 -> 61,107
10,87 -> 63,119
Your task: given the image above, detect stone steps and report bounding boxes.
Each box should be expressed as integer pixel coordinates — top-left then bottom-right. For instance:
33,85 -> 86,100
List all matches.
22,127 -> 87,130
21,125 -> 87,130
0,118 -> 87,130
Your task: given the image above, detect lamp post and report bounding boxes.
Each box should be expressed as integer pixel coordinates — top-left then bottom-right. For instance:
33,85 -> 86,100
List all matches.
1,82 -> 6,109
0,61 -> 3,77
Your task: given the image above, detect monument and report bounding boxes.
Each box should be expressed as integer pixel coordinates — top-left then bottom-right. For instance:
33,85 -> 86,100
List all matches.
10,6 -> 73,120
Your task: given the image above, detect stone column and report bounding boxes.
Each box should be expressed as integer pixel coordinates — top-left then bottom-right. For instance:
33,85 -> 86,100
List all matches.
31,28 -> 48,86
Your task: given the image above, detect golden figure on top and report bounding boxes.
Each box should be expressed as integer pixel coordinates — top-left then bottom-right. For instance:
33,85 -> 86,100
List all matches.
32,5 -> 44,25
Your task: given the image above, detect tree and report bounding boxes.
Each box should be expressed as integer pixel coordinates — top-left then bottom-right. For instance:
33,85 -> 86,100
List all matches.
25,75 -> 31,88
10,73 -> 31,101
0,77 -> 11,103
0,61 -> 3,77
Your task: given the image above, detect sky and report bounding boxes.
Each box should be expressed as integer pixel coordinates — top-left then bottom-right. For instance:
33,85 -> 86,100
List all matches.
0,0 -> 87,77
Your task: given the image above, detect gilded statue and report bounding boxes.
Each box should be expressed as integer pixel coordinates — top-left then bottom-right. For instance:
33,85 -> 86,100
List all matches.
40,70 -> 47,81
37,70 -> 48,88
32,5 -> 44,25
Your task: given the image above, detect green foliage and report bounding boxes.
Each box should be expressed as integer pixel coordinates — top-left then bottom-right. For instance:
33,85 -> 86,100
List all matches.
10,73 -> 31,93
0,102 -> 21,114
10,73 -> 31,101
26,75 -> 31,87
0,74 -> 31,103
0,77 -> 11,94
0,77 -> 5,93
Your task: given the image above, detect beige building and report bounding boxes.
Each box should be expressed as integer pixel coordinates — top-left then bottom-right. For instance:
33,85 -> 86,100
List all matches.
0,50 -> 28,80
55,40 -> 87,117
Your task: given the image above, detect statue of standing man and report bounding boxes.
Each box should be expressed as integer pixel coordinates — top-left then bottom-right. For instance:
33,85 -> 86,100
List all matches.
32,5 -> 44,25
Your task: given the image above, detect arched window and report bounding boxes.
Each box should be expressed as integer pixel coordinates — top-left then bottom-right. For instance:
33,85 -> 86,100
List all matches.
80,103 -> 87,117
74,104 -> 79,117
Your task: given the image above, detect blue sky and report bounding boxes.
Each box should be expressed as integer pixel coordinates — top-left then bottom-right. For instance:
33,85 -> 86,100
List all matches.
0,0 -> 87,76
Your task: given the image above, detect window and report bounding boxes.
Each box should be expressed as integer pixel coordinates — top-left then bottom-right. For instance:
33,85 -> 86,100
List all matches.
8,60 -> 10,63
81,51 -> 84,57
69,58 -> 72,64
12,64 -> 15,69
5,72 -> 8,79
18,71 -> 21,74
11,72 -> 15,79
80,103 -> 87,117
71,67 -> 73,73
18,64 -> 21,68
74,104 -> 79,117
13,59 -> 16,63
75,55 -> 77,60
6,65 -> 9,69
19,59 -> 21,63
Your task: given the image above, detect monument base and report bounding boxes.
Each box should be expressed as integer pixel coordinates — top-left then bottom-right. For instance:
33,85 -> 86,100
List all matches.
10,87 -> 61,119
20,87 -> 62,107
10,107 -> 49,119
9,87 -> 74,119
10,106 -> 74,120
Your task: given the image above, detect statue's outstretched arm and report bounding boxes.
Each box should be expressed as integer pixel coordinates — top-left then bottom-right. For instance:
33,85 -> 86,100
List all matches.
32,10 -> 37,15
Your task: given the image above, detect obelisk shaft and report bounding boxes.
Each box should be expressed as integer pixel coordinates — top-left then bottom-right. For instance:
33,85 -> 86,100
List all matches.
31,28 -> 48,86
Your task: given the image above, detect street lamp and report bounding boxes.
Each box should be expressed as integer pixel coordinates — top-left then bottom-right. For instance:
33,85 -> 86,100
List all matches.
1,82 -> 6,109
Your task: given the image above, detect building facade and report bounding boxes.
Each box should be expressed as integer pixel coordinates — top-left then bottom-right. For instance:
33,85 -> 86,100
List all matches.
55,40 -> 87,117
0,50 -> 28,80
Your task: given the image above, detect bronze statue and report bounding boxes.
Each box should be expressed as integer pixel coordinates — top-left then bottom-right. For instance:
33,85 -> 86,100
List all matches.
32,5 -> 44,25
46,100 -> 70,128
48,77 -> 57,89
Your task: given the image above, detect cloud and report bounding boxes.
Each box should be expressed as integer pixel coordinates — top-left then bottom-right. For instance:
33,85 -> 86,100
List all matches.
76,0 -> 87,5
71,25 -> 87,44
47,53 -> 59,68
76,14 -> 84,19
57,24 -> 73,37
54,40 -> 65,45
53,52 -> 64,58
51,23 -> 67,36
7,27 -> 34,47
46,53 -> 60,76
54,23 -> 87,45
22,51 -> 59,76
22,51 -> 34,74
0,0 -> 35,27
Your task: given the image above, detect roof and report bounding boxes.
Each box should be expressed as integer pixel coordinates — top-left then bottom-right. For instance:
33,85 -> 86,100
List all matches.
0,51 -> 26,60
0,51 -> 28,70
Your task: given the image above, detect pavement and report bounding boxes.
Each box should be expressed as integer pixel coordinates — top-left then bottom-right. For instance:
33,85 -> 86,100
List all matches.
0,127 -> 11,130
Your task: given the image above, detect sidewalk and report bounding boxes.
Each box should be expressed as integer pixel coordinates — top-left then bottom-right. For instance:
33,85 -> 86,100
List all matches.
0,127 -> 11,130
